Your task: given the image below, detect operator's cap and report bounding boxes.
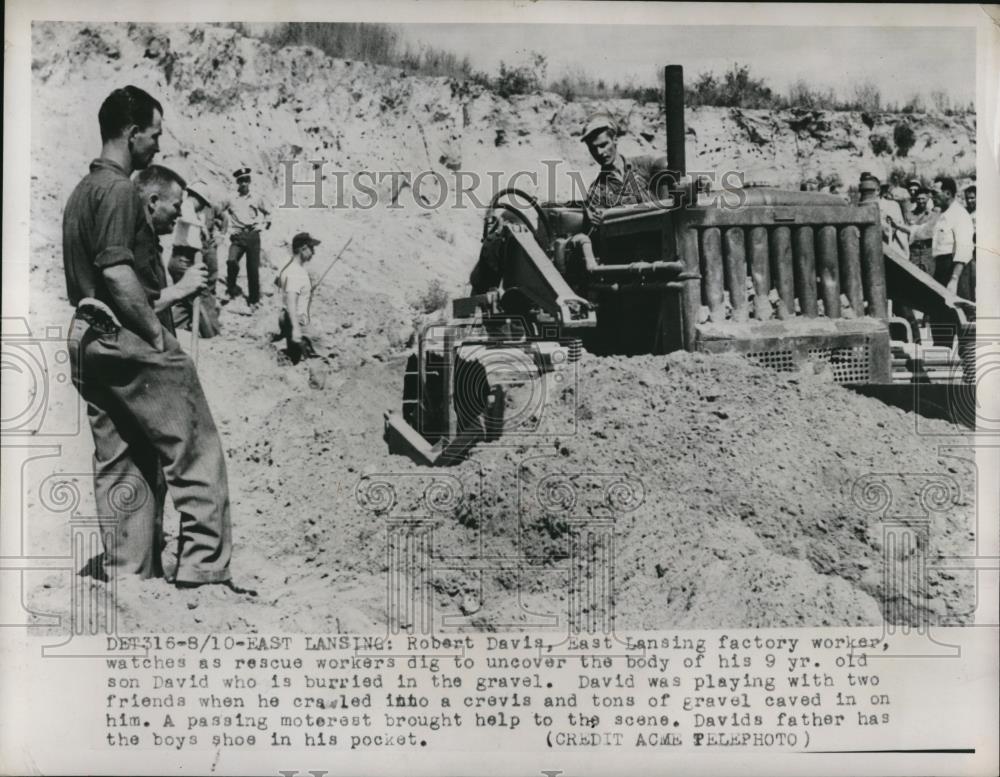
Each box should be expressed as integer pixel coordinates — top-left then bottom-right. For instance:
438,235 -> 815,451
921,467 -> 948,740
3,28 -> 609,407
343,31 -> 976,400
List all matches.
233,166 -> 252,182
580,113 -> 617,143
292,231 -> 321,252
186,180 -> 212,208
907,177 -> 921,188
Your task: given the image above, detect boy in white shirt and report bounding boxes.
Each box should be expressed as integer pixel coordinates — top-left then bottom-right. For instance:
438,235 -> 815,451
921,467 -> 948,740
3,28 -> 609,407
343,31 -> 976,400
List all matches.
278,231 -> 321,363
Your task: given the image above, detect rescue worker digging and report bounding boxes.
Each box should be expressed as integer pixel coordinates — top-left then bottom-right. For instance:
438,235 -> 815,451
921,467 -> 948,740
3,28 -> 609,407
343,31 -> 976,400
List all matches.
278,231 -> 322,364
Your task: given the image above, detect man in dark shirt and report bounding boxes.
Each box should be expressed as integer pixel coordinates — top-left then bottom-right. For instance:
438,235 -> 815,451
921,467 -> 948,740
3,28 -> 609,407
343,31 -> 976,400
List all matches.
580,114 -> 661,229
63,86 -> 248,592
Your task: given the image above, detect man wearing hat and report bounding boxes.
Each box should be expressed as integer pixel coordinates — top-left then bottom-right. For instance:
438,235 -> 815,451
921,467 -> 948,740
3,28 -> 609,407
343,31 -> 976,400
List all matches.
187,179 -> 227,300
908,187 -> 938,275
224,166 -> 271,308
579,113 -> 661,229
168,181 -> 225,336
905,178 -> 922,219
278,231 -> 321,364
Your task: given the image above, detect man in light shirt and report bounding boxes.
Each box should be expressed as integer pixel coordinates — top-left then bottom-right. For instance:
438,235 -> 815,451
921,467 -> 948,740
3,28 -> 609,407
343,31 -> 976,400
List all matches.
864,175 -> 909,262
224,167 -> 270,308
278,231 -> 321,364
861,178 -> 919,341
931,176 -> 975,301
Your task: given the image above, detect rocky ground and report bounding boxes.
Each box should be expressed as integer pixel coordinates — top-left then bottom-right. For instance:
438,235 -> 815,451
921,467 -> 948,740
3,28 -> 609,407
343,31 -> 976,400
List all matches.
18,22 -> 978,634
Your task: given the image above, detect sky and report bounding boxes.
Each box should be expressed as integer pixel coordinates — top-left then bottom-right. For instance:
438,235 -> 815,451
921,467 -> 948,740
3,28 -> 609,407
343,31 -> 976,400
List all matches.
396,24 -> 976,107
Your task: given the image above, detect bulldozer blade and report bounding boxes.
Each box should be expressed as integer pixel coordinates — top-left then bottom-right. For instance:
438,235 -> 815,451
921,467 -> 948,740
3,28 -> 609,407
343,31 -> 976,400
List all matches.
383,411 -> 484,466
384,411 -> 445,466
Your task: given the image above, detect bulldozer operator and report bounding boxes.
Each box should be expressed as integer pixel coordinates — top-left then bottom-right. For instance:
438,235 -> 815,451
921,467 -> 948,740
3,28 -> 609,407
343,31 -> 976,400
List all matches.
470,113 -> 665,294
579,113 -> 662,229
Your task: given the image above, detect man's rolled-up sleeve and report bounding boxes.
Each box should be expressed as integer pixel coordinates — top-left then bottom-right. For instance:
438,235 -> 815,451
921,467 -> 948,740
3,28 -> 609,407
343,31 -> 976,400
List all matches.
953,212 -> 974,264
93,180 -> 139,269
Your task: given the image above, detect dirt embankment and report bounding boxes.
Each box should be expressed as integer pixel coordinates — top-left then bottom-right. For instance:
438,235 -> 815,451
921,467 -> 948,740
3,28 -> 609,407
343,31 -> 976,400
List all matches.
23,22 -> 977,634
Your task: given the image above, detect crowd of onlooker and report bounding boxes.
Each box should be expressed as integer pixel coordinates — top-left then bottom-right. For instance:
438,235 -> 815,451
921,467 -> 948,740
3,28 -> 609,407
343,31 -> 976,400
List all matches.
796,171 -> 976,345
801,172 -> 976,302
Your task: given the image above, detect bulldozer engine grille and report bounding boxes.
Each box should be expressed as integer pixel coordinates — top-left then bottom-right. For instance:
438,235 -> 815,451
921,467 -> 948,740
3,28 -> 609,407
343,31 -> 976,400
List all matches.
807,345 -> 872,383
747,349 -> 795,372
688,218 -> 886,324
687,204 -> 890,386
699,322 -> 890,385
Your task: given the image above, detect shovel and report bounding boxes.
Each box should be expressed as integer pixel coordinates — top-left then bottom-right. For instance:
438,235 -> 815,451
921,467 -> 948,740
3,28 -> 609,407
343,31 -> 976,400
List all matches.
172,217 -> 205,365
190,257 -> 202,366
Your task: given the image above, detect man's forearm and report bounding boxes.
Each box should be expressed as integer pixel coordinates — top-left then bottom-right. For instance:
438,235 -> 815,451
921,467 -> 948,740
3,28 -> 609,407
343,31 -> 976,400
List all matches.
154,285 -> 183,313
102,265 -> 163,348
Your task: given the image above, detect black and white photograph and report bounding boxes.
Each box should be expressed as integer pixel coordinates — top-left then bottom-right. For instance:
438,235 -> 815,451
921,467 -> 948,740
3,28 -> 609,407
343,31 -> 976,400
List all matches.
1,2 -> 997,775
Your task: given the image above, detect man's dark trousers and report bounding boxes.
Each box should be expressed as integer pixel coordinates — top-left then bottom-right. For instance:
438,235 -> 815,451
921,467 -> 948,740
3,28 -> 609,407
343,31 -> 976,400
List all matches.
933,253 -> 975,302
227,228 -> 261,304
69,317 -> 233,582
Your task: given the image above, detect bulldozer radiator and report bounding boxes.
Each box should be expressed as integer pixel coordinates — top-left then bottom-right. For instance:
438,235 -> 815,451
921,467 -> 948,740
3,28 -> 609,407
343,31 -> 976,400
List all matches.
687,216 -> 886,325
681,200 -> 890,384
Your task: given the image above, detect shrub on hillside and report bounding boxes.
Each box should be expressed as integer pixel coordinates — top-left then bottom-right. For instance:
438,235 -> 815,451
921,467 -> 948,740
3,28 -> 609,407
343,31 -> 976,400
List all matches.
869,133 -> 892,156
901,94 -> 926,114
787,80 -> 837,110
415,279 -> 449,314
893,123 -> 916,157
686,63 -> 780,109
929,90 -> 952,115
845,80 -> 882,113
496,53 -> 547,98
250,22 -> 484,82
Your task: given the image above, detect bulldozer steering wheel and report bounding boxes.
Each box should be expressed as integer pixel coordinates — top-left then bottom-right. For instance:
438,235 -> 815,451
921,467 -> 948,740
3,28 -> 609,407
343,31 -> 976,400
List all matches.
486,188 -> 552,250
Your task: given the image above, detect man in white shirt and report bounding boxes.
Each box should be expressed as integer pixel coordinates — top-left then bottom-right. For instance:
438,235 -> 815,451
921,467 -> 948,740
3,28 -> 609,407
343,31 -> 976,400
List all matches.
931,176 -> 975,301
278,231 -> 320,363
877,180 -> 910,262
224,167 -> 270,308
861,178 -> 920,340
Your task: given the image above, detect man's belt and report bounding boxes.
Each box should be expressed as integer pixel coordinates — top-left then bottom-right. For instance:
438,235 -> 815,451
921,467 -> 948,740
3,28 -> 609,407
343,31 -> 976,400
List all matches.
75,298 -> 121,336
912,239 -> 932,249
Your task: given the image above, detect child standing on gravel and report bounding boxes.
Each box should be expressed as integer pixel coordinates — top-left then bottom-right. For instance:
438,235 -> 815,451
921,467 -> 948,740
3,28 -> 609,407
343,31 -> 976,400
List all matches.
278,231 -> 321,364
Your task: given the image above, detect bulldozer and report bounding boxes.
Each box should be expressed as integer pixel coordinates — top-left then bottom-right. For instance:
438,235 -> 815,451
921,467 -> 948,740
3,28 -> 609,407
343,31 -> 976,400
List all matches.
385,66 -> 976,465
